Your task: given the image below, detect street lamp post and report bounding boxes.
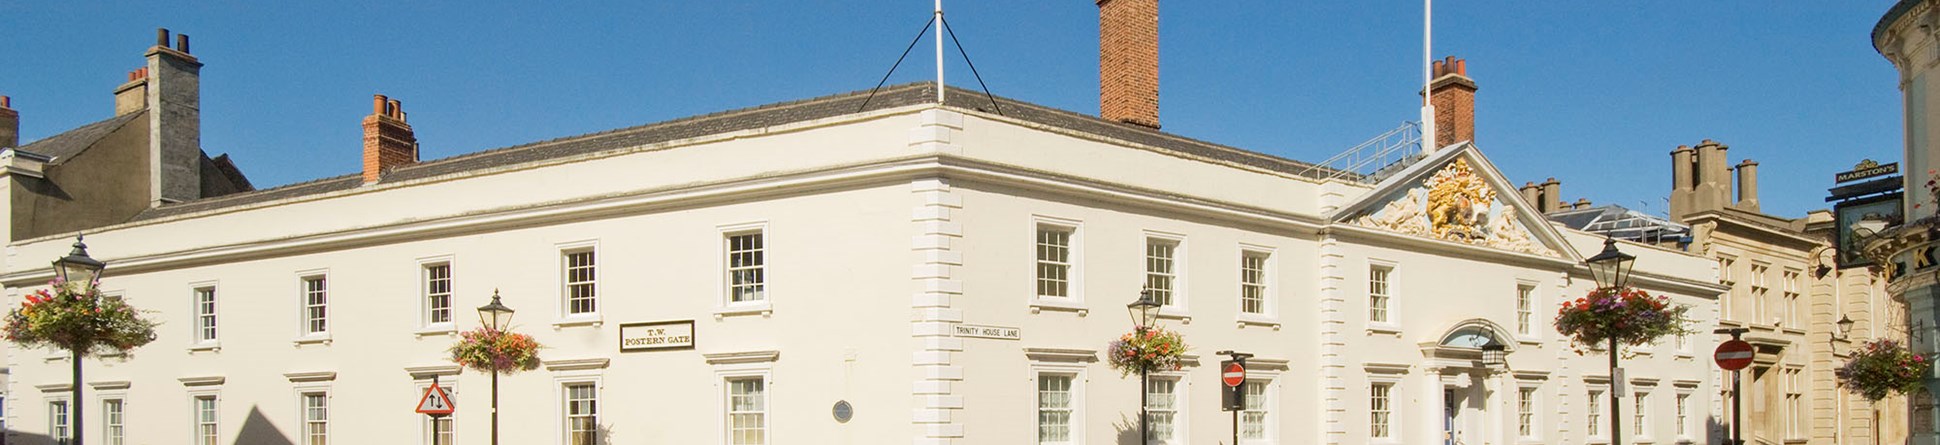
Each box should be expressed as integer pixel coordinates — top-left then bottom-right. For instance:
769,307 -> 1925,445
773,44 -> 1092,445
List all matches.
1127,290 -> 1162,445
476,290 -> 514,445
1584,237 -> 1636,445
53,235 -> 105,445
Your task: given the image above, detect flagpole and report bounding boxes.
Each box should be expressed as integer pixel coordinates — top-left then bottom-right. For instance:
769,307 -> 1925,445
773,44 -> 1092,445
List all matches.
1420,0 -> 1436,152
935,0 -> 945,103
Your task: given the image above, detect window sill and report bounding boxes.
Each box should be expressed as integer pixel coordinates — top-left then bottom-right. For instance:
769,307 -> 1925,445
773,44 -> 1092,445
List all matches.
1029,299 -> 1088,316
1367,324 -> 1402,336
292,336 -> 332,346
1235,314 -> 1280,330
189,343 -> 221,353
1157,309 -> 1192,325
715,303 -> 774,319
553,316 -> 604,328
415,326 -> 457,337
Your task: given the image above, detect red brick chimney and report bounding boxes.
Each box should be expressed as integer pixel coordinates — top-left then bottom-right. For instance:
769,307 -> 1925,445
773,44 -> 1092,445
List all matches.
362,94 -> 417,184
0,96 -> 17,148
1429,56 -> 1477,147
1097,0 -> 1159,129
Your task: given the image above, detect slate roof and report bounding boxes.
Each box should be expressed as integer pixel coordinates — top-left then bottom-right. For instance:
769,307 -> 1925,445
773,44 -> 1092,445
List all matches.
131,82 -> 1331,221
17,111 -> 146,164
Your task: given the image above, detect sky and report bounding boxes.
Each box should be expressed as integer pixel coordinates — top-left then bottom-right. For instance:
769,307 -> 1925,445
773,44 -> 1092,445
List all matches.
0,2 -> 1907,219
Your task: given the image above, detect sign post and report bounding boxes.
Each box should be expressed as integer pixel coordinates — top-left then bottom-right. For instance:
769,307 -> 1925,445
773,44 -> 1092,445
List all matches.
1217,350 -> 1253,445
1714,329 -> 1753,445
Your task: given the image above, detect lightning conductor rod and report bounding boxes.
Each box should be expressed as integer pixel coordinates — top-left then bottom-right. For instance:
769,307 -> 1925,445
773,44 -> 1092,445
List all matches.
935,0 -> 946,103
1420,0 -> 1436,152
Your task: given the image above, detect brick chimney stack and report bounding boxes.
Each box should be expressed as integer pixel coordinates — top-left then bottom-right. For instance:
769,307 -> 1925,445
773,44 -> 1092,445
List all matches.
145,27 -> 204,205
362,94 -> 418,184
1429,56 -> 1478,149
1097,0 -> 1160,129
0,96 -> 17,148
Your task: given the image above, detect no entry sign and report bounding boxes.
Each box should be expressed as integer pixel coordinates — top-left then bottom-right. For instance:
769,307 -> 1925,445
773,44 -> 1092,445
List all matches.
1715,340 -> 1754,371
1222,362 -> 1247,387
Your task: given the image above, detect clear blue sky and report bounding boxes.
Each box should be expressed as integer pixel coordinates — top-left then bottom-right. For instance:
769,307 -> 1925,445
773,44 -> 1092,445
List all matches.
0,2 -> 1905,218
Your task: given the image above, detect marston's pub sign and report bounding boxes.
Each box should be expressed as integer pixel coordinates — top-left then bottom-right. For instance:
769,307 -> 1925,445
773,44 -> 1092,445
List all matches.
1836,159 -> 1898,183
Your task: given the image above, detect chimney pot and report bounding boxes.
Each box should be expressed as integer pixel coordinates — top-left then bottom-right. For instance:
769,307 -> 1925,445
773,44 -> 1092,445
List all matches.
388,99 -> 402,118
373,95 -> 388,115
156,28 -> 170,48
1455,59 -> 1466,75
1,96 -> 10,109
176,34 -> 189,54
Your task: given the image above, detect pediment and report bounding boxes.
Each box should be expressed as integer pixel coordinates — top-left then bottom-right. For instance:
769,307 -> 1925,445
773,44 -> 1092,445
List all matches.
1329,144 -> 1577,260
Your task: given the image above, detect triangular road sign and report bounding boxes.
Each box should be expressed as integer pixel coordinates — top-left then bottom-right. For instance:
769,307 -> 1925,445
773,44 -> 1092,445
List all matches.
416,383 -> 456,416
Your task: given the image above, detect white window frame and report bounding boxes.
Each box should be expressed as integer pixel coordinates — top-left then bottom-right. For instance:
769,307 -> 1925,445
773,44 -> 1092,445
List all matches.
1367,260 -> 1400,331
294,270 -> 331,343
1368,380 -> 1396,441
101,395 -> 126,445
1718,256 -> 1736,320
1238,370 -> 1282,445
1515,282 -> 1537,337
416,380 -> 458,445
189,390 -> 221,445
1145,373 -> 1189,445
419,256 -> 456,333
718,221 -> 773,317
556,240 -> 601,326
48,397 -> 70,444
1632,386 -> 1652,441
1144,231 -> 1188,316
1031,366 -> 1086,445
1749,262 -> 1771,325
1237,245 -> 1279,324
1030,216 -> 1084,310
296,387 -> 331,445
1586,383 -> 1609,442
189,281 -> 219,350
714,364 -> 775,445
556,377 -> 603,445
1515,378 -> 1544,443
1674,387 -> 1694,443
724,375 -> 769,445
1784,367 -> 1804,440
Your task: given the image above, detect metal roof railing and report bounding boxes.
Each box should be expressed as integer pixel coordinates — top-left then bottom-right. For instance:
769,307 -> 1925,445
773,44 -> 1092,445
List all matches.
1299,121 -> 1424,185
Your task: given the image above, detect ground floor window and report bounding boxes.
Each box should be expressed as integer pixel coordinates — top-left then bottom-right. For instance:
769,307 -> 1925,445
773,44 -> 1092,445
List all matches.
195,395 -> 220,445
104,398 -> 125,445
1147,377 -> 1180,443
302,392 -> 329,445
1370,383 -> 1393,438
564,383 -> 598,445
727,377 -> 767,445
49,400 -> 69,443
1240,380 -> 1270,441
1037,374 -> 1074,444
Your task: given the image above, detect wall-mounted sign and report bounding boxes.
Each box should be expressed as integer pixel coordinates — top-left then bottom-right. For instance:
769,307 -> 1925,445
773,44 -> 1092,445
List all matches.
953,324 -> 1020,340
619,320 -> 695,352
1836,160 -> 1899,183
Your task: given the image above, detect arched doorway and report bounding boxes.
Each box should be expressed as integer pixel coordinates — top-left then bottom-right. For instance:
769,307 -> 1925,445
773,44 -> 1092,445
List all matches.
1421,319 -> 1516,445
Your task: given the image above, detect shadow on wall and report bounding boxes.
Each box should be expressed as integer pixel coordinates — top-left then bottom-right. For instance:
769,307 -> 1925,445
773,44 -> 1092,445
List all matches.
237,405 -> 295,445
5,430 -> 53,445
1709,414 -> 1729,444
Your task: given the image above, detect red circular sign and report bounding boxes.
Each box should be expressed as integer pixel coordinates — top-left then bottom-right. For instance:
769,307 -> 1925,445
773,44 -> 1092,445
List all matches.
1222,362 -> 1246,387
1714,340 -> 1754,371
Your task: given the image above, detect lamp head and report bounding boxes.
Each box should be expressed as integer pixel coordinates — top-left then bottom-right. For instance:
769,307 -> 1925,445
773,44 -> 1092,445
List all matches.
52,234 -> 106,285
1584,237 -> 1636,290
1837,314 -> 1856,337
1127,290 -> 1162,330
476,289 -> 515,331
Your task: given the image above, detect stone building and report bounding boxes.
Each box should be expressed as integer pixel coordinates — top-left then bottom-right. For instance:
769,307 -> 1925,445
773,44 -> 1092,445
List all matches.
0,3 -> 1728,444
1546,141 -> 1911,445
1870,1 -> 1940,445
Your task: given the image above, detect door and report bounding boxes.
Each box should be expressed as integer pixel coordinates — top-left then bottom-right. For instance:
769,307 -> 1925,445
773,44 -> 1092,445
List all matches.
1444,388 -> 1460,445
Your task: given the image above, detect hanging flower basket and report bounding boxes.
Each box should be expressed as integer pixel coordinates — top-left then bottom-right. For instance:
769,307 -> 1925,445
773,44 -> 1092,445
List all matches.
1107,326 -> 1189,376
1837,339 -> 1931,402
449,327 -> 543,375
1554,287 -> 1691,353
3,279 -> 158,357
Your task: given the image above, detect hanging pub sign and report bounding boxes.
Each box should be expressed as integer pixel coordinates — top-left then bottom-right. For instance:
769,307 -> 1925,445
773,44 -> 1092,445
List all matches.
619,320 -> 695,352
1834,193 -> 1903,268
1835,159 -> 1899,183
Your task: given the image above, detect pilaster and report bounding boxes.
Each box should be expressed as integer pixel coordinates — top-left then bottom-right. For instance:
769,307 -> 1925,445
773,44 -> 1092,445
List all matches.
1318,234 -> 1348,444
911,175 -> 964,445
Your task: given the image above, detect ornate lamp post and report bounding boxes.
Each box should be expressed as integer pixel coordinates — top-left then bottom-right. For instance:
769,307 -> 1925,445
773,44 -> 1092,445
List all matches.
476,291 -> 514,445
1584,237 -> 1636,445
1127,290 -> 1162,444
53,236 -> 105,445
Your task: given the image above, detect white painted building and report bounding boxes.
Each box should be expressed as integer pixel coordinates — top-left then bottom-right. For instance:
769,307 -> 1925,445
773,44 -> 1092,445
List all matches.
0,7 -> 1729,445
